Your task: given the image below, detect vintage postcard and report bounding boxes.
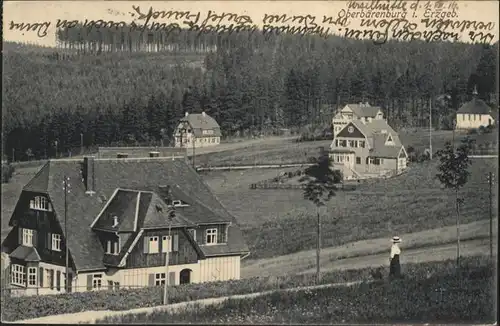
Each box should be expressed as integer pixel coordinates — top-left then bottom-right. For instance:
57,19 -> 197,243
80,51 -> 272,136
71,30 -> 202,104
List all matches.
1,0 -> 498,324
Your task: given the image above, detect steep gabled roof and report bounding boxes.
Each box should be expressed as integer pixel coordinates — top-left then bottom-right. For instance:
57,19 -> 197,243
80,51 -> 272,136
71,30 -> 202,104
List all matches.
457,98 -> 493,115
93,189 -> 139,232
345,104 -> 382,118
179,113 -> 222,137
370,134 -> 403,158
23,161 -> 50,193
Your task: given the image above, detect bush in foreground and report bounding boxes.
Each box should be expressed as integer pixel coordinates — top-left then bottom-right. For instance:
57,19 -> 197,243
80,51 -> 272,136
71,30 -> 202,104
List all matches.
98,256 -> 495,324
1,256 -> 494,322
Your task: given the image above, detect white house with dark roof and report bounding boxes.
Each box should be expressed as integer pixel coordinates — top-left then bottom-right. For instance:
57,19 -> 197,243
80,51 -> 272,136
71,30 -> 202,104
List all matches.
174,112 -> 221,148
332,102 -> 385,136
1,156 -> 249,296
455,87 -> 496,130
329,119 -> 408,180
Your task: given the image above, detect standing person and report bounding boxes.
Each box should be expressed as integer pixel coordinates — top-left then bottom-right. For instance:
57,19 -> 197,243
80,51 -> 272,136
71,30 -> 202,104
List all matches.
389,236 -> 402,278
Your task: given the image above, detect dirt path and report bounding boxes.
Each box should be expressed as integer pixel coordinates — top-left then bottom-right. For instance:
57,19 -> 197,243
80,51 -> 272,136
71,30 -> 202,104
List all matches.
187,136 -> 297,156
242,219 -> 497,278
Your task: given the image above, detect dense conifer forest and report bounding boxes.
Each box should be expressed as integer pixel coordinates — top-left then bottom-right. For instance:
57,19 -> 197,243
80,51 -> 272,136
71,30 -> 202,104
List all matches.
2,26 -> 498,161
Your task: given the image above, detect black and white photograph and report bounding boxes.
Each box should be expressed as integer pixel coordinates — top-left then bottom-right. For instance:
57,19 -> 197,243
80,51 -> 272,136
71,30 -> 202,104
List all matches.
1,0 -> 498,323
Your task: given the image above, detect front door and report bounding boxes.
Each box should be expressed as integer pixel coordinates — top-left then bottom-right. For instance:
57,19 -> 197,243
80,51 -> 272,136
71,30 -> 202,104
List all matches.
180,269 -> 191,284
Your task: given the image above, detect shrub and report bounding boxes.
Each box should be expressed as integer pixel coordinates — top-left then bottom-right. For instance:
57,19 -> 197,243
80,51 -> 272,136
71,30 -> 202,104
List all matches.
1,163 -> 15,183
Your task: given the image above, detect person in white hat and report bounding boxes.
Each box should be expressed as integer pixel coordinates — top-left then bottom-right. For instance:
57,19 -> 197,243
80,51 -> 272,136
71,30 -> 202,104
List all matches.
389,236 -> 402,278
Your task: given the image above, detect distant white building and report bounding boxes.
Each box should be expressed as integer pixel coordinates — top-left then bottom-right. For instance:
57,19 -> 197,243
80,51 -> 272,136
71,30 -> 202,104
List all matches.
174,112 -> 221,148
455,87 -> 495,130
332,103 -> 385,136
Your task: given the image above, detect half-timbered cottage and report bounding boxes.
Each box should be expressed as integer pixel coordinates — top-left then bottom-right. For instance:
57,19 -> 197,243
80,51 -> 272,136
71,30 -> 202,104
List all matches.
1,156 -> 249,296
174,112 -> 221,148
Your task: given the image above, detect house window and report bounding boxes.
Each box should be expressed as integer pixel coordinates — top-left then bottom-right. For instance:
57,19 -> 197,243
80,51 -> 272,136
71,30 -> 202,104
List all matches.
348,140 -> 355,147
334,139 -> 339,147
155,273 -> 166,286
162,235 -> 172,253
46,269 -> 53,290
148,236 -> 159,253
30,196 -> 50,211
52,234 -> 62,251
106,240 -> 120,255
206,228 -> 218,245
373,158 -> 380,165
353,140 -> 358,147
11,264 -> 25,286
93,274 -> 102,290
359,141 -> 365,148
28,267 -> 37,286
108,281 -> 120,290
22,228 -> 34,247
345,155 -> 350,162
356,157 -> 361,164
341,140 -> 347,147
468,114 -> 471,120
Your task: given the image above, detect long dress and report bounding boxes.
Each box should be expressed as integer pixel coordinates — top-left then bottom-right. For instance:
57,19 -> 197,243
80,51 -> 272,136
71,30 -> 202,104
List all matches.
389,244 -> 401,278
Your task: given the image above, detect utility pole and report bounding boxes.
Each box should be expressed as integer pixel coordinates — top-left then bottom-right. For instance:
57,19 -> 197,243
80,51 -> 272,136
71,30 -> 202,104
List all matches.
488,172 -> 494,259
163,203 -> 175,305
316,211 -> 321,283
452,118 -> 460,268
63,176 -> 71,292
429,97 -> 433,160
80,133 -> 84,155
192,136 -> 196,169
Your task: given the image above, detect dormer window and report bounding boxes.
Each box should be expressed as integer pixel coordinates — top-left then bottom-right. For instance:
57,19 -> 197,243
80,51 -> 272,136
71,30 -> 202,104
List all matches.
112,216 -> 119,228
205,228 -> 217,245
172,200 -> 182,207
106,239 -> 120,255
30,196 -> 51,211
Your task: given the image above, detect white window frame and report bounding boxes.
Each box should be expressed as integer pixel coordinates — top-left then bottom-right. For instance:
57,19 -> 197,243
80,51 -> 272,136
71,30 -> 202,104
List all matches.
30,196 -> 50,211
52,234 -> 62,251
162,235 -> 172,253
155,273 -> 166,286
28,267 -> 37,286
106,239 -> 120,255
11,264 -> 25,286
148,236 -> 159,253
22,228 -> 34,247
93,274 -> 102,290
206,228 -> 218,245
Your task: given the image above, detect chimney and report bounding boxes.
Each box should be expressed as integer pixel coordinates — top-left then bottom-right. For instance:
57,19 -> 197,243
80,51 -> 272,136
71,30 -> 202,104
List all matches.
149,151 -> 160,158
83,156 -> 96,195
202,111 -> 206,117
158,185 -> 172,205
112,216 -> 119,228
185,112 -> 189,117
117,153 -> 129,158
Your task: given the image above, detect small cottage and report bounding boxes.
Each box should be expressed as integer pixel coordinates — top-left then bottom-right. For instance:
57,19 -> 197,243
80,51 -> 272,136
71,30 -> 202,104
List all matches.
174,112 -> 221,148
456,87 -> 495,130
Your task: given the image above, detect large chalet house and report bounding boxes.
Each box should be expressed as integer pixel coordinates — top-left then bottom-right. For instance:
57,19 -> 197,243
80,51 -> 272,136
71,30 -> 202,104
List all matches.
329,119 -> 408,180
174,112 -> 221,148
332,102 -> 384,136
1,156 -> 249,296
455,87 -> 496,130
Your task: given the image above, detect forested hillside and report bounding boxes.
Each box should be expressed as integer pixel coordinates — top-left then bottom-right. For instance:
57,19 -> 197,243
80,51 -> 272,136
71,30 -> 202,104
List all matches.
2,27 -> 498,162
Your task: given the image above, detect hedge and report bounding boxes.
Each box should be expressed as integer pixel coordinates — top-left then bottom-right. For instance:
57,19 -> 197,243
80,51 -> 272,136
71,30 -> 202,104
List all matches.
99,256 -> 496,324
1,256 -> 493,322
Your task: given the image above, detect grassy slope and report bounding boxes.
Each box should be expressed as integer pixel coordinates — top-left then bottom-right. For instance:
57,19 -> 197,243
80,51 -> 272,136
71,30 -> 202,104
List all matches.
205,157 -> 497,260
